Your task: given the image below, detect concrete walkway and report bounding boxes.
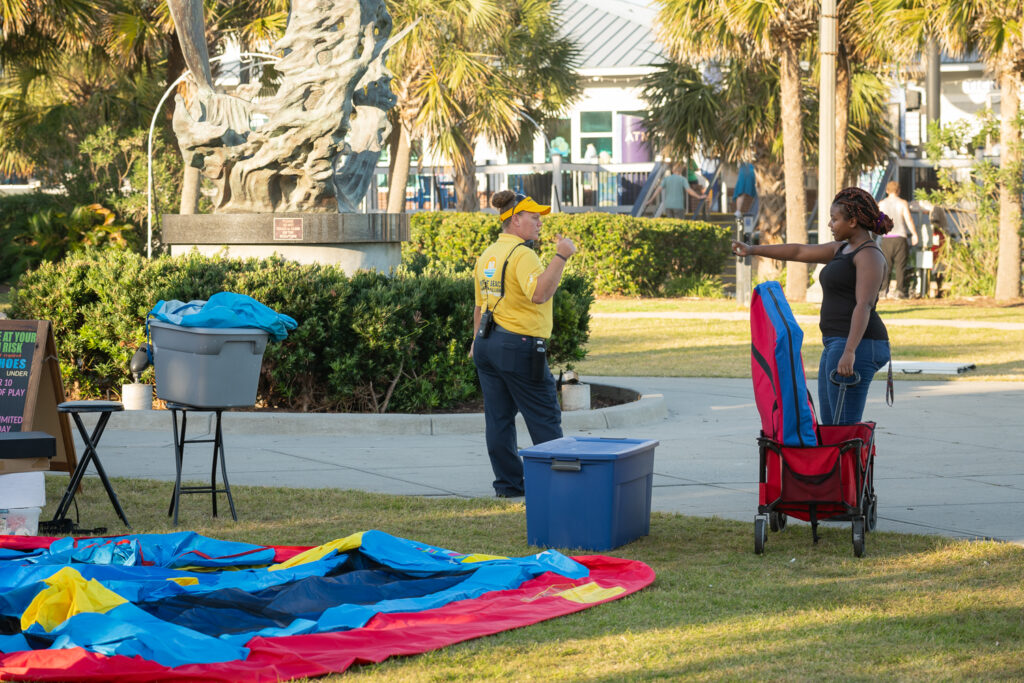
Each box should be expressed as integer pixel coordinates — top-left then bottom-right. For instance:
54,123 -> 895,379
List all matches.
64,376 -> 1024,545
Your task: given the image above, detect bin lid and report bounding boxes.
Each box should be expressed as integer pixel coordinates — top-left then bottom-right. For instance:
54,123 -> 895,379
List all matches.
520,436 -> 659,461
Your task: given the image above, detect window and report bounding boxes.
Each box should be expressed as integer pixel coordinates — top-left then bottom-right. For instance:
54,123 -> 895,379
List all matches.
579,111 -> 614,162
580,111 -> 612,132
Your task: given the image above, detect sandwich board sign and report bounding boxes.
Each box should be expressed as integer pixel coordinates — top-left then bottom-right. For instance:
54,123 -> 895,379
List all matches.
0,320 -> 77,473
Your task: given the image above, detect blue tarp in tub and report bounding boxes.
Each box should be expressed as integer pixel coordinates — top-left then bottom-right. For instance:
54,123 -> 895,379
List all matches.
148,292 -> 298,342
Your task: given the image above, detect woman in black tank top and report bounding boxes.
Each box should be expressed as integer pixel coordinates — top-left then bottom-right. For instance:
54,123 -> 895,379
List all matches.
731,187 -> 892,424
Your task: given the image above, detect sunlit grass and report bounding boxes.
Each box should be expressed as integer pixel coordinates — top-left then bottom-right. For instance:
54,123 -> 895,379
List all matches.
593,295 -> 1024,322
578,298 -> 1024,381
42,477 -> 1024,682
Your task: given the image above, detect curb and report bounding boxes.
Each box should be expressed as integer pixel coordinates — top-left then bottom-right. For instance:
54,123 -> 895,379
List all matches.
94,388 -> 668,437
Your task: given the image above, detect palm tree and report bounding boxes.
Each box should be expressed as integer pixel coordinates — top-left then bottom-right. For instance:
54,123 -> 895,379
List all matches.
978,3 -> 1023,301
386,0 -> 580,212
658,0 -> 818,300
642,57 -> 891,276
832,0 -> 902,188
0,0 -> 110,177
892,0 -> 1022,300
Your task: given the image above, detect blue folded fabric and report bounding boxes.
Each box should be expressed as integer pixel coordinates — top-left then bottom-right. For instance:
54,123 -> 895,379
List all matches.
148,292 -> 298,341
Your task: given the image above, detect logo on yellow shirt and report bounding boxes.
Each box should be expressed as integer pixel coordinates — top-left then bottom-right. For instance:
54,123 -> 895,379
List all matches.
484,258 -> 497,278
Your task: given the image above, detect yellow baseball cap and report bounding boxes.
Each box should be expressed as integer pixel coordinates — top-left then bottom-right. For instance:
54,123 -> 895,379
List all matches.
500,193 -> 551,221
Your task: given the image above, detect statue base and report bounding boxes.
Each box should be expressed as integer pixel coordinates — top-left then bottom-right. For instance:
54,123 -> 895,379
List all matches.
162,213 -> 410,275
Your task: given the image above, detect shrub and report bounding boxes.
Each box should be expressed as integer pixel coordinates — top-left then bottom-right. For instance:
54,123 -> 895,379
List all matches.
404,211 -> 731,295
919,116 -> 1005,297
662,273 -> 725,298
0,196 -> 135,286
0,193 -> 70,284
10,251 -> 591,412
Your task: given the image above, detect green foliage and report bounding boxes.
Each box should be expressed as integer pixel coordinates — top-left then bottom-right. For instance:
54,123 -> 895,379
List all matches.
919,117 -> 1003,297
0,201 -> 134,285
68,126 -> 183,247
662,273 -> 726,298
10,251 -> 592,412
0,193 -> 69,284
403,212 -> 502,273
404,211 -> 731,296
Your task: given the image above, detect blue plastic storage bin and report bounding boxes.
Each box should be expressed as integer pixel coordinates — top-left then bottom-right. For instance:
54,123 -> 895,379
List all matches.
521,436 -> 658,551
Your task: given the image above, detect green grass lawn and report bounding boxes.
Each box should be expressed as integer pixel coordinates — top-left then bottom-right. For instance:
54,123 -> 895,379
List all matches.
17,293 -> 1024,680
576,297 -> 1024,381
39,477 -> 1024,681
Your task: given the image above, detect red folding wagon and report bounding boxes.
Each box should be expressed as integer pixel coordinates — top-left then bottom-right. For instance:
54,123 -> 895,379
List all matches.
750,282 -> 878,557
756,417 -> 878,557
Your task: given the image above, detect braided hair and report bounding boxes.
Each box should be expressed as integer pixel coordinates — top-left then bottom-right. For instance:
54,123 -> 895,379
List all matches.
832,187 -> 893,236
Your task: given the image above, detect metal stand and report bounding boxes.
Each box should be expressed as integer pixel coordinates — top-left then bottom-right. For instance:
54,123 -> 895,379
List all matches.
49,401 -> 130,530
166,402 -> 237,525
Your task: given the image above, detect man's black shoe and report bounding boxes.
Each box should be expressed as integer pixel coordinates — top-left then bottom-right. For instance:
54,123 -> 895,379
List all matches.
495,490 -> 525,499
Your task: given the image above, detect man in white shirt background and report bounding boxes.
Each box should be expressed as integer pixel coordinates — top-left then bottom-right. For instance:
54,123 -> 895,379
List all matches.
877,180 -> 919,298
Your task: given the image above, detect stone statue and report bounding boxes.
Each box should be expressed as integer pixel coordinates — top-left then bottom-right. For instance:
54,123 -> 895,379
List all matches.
167,0 -> 397,213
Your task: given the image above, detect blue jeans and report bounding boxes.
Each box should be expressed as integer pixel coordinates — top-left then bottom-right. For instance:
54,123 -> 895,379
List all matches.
818,337 -> 891,425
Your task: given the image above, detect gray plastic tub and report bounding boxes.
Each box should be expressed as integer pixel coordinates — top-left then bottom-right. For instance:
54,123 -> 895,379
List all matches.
150,321 -> 269,408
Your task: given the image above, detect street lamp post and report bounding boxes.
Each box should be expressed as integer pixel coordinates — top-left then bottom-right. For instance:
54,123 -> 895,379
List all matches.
808,0 -> 838,302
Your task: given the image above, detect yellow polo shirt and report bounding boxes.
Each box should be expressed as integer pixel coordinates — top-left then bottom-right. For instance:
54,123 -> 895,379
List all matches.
474,234 -> 551,338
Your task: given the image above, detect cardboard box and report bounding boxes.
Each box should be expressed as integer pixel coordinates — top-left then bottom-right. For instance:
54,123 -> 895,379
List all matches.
521,436 -> 658,551
0,457 -> 50,475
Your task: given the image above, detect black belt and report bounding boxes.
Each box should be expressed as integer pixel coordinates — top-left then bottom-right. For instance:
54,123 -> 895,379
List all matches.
495,323 -> 546,342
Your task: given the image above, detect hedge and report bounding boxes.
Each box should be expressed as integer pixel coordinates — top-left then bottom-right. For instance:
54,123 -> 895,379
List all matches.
10,251 -> 593,413
404,211 -> 731,296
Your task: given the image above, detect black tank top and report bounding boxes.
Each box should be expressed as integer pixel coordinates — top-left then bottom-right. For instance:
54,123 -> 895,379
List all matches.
818,241 -> 888,340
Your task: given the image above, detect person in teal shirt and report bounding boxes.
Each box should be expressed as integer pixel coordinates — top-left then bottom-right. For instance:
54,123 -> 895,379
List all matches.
652,163 -> 704,218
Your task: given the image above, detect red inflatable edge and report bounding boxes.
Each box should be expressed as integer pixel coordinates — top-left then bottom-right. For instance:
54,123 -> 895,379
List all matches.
0,538 -> 654,682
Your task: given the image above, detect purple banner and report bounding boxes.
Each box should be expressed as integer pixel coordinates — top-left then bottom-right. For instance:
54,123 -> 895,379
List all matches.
620,115 -> 652,163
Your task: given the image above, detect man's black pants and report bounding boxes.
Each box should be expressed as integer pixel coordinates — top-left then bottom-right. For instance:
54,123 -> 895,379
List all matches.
473,328 -> 562,497
880,236 -> 910,297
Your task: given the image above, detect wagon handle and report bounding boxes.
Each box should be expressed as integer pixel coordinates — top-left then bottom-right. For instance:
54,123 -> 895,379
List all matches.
828,369 -> 861,386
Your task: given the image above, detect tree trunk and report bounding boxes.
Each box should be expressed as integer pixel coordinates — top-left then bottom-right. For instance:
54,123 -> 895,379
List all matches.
996,69 -> 1022,300
386,124 -> 412,213
754,155 -> 787,280
835,48 -> 851,190
779,43 -> 808,300
453,137 -> 480,212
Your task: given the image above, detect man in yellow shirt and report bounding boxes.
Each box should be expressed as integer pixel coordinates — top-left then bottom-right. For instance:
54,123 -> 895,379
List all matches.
471,191 -> 578,498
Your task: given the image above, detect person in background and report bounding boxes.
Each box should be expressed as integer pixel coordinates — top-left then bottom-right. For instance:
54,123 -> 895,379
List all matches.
877,180 -> 918,299
651,163 -> 704,218
470,191 -> 578,498
730,187 -> 892,425
733,162 -> 757,214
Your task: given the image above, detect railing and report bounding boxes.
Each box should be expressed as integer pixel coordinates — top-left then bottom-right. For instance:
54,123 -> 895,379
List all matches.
363,162 -> 656,213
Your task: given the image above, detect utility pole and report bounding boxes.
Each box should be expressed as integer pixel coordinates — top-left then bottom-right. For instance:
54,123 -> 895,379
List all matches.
807,0 -> 838,303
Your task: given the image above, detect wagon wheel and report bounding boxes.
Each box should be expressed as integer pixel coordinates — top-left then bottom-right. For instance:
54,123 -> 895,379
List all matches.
754,516 -> 767,555
769,511 -> 787,532
867,494 -> 878,532
852,516 -> 866,557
